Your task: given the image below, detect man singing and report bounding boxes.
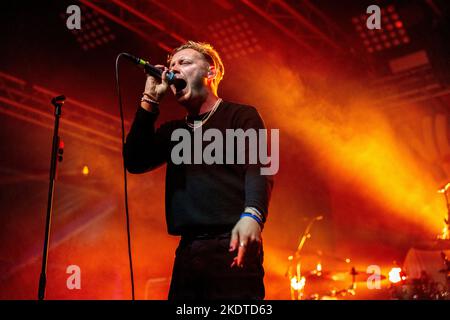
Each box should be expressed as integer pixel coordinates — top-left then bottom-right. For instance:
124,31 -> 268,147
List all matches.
124,41 -> 274,300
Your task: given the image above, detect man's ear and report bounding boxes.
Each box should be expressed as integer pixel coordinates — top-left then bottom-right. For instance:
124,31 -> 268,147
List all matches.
207,65 -> 217,79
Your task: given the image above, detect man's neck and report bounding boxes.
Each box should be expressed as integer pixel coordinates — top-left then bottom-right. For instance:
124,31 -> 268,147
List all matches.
185,93 -> 219,116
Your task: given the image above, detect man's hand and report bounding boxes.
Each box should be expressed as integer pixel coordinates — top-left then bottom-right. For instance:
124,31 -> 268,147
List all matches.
141,65 -> 169,111
229,216 -> 262,268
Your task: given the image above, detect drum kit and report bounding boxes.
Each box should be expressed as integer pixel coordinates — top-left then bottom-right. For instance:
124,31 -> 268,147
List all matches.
388,247 -> 450,300
286,183 -> 450,300
286,211 -> 450,300
285,215 -> 368,300
388,182 -> 450,299
286,244 -> 450,300
286,257 -> 387,300
389,272 -> 449,300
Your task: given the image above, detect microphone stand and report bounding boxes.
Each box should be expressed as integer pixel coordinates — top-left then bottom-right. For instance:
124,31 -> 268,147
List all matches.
38,95 -> 66,300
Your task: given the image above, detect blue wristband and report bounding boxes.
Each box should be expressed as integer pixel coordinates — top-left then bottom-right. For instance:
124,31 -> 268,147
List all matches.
240,212 -> 263,226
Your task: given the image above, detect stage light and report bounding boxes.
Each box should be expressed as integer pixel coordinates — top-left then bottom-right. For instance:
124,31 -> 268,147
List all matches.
351,4 -> 410,54
208,14 -> 260,60
316,263 -> 322,272
61,5 -> 116,52
388,267 -> 406,283
82,165 -> 89,176
290,276 -> 306,291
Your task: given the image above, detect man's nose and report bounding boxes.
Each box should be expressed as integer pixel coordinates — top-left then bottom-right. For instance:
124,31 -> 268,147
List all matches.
170,65 -> 181,73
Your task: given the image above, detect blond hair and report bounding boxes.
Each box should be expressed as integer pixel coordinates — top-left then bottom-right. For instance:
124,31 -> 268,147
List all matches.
168,41 -> 225,92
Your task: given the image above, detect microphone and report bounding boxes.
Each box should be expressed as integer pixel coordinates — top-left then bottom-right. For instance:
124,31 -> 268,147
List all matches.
51,95 -> 66,107
122,53 -> 186,90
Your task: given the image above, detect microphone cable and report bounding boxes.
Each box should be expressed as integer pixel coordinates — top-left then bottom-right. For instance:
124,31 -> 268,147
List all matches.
115,53 -> 135,300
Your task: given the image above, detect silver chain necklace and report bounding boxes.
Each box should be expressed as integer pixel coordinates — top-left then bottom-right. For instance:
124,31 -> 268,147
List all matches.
185,98 -> 222,130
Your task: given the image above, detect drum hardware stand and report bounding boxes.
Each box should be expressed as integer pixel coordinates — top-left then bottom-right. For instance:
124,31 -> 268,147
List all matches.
437,182 -> 450,240
285,215 -> 323,300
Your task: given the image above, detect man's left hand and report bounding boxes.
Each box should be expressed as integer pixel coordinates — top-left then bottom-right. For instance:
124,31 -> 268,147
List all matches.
229,216 -> 262,268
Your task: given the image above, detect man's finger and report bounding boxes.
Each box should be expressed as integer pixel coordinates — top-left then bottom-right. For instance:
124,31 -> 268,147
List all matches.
161,70 -> 167,82
229,229 -> 238,252
160,67 -> 169,83
230,257 -> 238,268
236,240 -> 247,267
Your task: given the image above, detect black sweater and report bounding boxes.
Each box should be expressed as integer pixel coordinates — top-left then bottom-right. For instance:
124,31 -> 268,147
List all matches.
124,100 -> 274,235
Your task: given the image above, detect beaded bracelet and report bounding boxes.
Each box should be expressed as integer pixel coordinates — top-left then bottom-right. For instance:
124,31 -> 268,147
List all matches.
142,92 -> 159,104
141,96 -> 159,105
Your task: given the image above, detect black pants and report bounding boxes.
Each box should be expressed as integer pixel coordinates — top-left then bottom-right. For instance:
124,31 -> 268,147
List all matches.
168,232 -> 265,300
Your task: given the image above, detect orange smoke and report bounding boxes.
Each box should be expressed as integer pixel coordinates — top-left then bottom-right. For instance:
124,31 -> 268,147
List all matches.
241,54 -> 445,236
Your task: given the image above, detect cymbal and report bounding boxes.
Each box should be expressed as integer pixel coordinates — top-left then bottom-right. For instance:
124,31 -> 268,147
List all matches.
304,270 -> 346,282
304,270 -> 333,280
331,269 -> 387,282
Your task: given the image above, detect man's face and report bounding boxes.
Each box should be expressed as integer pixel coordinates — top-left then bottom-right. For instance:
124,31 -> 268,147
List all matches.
168,48 -> 210,103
